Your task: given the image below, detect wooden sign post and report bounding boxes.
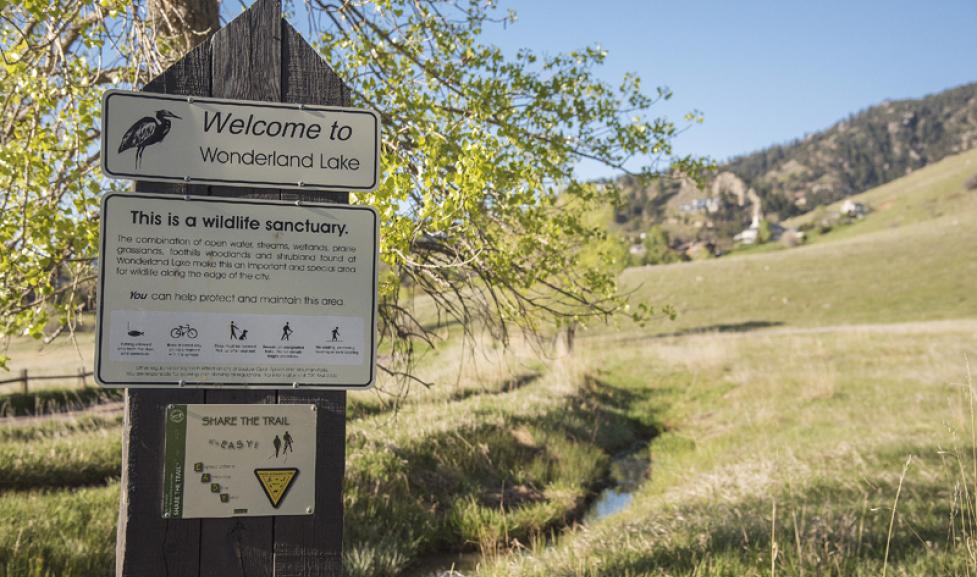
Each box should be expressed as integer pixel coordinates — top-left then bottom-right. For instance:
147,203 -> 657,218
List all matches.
116,1 -> 347,575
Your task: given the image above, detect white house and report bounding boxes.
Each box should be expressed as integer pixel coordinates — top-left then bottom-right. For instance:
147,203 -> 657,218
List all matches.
840,200 -> 868,218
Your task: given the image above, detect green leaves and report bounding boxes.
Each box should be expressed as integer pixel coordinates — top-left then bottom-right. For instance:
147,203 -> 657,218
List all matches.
307,1 -> 709,372
0,1 -> 115,351
1,0 -> 704,378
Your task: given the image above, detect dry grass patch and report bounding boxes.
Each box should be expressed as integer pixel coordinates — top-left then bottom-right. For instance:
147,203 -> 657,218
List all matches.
476,321 -> 977,577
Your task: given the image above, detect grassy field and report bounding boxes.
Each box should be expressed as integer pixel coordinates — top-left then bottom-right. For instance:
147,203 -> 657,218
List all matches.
785,147 -> 977,242
478,321 -> 977,575
0,339 -> 656,577
0,149 -> 975,576
344,351 -> 659,577
0,484 -> 118,577
470,150 -> 977,575
0,322 -> 95,394
616,149 -> 977,336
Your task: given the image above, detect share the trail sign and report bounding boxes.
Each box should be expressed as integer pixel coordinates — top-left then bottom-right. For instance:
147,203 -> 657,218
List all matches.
112,1 -> 353,575
101,90 -> 380,191
161,404 -> 317,519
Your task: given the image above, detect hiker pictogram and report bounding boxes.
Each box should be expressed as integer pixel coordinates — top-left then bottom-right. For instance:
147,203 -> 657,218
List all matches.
272,431 -> 295,459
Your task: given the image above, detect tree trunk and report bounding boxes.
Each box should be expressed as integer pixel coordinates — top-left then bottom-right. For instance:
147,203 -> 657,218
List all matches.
148,0 -> 219,59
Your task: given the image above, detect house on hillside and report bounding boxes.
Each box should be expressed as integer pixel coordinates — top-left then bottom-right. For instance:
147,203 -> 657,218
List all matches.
734,193 -> 784,245
679,197 -> 721,214
734,218 -> 786,245
840,200 -> 868,218
733,223 -> 758,245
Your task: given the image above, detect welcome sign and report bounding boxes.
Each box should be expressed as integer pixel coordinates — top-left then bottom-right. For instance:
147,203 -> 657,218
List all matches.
101,90 -> 380,191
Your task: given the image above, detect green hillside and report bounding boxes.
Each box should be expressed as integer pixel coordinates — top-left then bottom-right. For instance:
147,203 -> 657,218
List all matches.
613,83 -> 977,251
616,148 -> 977,336
726,82 -> 977,213
475,113 -> 977,577
785,146 -> 977,242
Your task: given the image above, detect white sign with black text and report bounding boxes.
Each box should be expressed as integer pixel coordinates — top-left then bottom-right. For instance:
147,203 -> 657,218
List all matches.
101,90 -> 380,191
95,193 -> 378,388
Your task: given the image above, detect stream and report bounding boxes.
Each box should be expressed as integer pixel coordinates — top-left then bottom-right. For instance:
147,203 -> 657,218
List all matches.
404,450 -> 650,577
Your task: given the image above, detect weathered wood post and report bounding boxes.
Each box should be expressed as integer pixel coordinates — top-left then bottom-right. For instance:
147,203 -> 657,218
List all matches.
116,1 -> 347,574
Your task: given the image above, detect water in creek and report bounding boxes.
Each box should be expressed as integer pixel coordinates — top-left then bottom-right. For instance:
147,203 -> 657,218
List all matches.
582,451 -> 649,523
405,449 -> 650,577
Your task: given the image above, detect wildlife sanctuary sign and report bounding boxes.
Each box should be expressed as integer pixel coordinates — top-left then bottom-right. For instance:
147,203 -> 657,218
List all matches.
95,192 -> 378,389
101,90 -> 380,191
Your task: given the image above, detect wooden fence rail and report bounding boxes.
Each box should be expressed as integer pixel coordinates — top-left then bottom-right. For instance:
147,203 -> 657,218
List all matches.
0,368 -> 93,394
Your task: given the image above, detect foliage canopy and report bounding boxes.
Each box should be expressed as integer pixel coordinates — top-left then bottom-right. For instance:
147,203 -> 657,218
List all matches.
0,0 -> 704,379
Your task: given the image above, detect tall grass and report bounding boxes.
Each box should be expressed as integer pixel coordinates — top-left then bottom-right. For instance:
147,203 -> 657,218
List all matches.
343,356 -> 659,577
0,427 -> 121,490
0,484 -> 117,577
0,388 -> 122,417
477,325 -> 977,577
0,413 -> 122,443
0,342 -> 660,577
351,331 -> 546,418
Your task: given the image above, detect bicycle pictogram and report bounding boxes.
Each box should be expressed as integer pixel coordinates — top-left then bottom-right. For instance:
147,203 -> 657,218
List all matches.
170,324 -> 199,339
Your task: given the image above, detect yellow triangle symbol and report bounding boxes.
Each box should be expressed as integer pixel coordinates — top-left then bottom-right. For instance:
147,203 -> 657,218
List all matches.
254,468 -> 299,508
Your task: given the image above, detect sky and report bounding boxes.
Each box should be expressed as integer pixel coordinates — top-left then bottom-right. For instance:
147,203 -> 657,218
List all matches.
482,0 -> 977,178
232,0 -> 977,180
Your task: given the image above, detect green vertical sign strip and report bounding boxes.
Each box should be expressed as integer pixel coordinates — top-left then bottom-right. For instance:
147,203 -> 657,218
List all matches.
161,404 -> 188,519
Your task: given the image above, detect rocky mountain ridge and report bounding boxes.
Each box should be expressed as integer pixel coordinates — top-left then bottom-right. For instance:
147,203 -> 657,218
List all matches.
615,81 -> 977,251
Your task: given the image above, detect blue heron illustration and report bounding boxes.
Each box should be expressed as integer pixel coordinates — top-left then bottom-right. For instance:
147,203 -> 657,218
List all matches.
118,109 -> 181,168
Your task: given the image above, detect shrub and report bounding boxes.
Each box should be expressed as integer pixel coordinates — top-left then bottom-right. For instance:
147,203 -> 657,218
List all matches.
965,172 -> 977,191
641,227 -> 683,266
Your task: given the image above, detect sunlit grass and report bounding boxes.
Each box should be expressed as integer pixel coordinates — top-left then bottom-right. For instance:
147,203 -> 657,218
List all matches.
0,484 -> 117,577
785,147 -> 977,242
477,323 -> 977,576
2,150 -> 976,577
0,338 -> 658,577
343,346 -> 659,576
